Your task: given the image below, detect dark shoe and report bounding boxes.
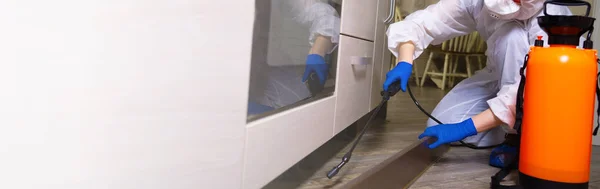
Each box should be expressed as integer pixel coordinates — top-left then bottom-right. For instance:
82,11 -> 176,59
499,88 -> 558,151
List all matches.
489,144 -> 517,168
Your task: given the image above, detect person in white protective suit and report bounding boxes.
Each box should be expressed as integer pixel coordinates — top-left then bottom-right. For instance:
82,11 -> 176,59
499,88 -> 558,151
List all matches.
382,0 -> 575,168
247,0 -> 340,115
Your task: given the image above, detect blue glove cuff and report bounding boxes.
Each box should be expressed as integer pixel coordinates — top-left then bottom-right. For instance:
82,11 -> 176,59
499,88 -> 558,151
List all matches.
396,61 -> 412,69
307,54 -> 325,63
461,118 -> 478,137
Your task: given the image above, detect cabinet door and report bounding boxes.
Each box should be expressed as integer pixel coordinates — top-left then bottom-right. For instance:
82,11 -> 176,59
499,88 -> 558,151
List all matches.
242,0 -> 342,188
340,0 -> 378,41
371,0 -> 393,109
243,97 -> 336,189
334,35 -> 375,134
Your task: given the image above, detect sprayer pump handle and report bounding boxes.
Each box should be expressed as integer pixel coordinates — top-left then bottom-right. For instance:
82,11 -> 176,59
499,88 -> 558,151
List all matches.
544,0 -> 591,17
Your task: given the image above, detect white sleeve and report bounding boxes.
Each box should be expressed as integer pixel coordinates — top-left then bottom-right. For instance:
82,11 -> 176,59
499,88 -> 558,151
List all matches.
288,0 -> 341,46
486,62 -> 522,128
386,0 -> 477,59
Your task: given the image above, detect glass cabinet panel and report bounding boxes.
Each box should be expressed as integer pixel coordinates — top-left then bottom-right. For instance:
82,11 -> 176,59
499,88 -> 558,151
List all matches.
247,0 -> 342,121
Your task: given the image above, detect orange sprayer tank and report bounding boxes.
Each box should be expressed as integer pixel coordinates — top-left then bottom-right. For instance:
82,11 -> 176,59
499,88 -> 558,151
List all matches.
517,1 -> 598,188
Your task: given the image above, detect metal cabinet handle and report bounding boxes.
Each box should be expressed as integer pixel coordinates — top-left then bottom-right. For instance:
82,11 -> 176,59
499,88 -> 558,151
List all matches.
351,56 -> 373,65
383,0 -> 396,24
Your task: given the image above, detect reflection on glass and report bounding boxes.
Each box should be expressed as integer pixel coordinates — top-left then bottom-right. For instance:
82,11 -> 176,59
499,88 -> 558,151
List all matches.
247,0 -> 341,120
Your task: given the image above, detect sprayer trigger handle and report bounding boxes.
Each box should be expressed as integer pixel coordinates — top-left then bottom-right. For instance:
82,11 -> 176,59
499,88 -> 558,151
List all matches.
381,81 -> 402,100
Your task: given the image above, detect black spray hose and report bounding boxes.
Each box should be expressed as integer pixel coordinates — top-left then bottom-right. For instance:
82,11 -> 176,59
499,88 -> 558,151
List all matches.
327,82 -> 499,179
406,84 -> 500,150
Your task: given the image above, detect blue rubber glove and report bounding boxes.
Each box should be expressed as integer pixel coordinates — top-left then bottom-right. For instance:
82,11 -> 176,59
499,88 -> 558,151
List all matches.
383,61 -> 413,92
302,54 -> 329,85
418,118 -> 478,149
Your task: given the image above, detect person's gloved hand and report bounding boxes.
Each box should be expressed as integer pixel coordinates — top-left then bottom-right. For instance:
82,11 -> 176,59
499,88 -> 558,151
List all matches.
302,54 -> 329,85
383,61 -> 413,92
418,118 -> 478,149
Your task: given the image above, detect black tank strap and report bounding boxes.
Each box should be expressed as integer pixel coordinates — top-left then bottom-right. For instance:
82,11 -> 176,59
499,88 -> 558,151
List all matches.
490,156 -> 522,189
593,59 -> 600,136
513,55 -> 528,134
490,55 -> 529,189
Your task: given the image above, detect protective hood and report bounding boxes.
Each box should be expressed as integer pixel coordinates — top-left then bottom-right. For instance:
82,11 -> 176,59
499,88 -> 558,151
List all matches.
485,0 -> 544,20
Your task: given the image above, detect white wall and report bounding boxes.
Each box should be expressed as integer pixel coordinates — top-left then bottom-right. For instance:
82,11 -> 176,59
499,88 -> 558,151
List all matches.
0,0 -> 251,188
399,0 -> 439,17
569,0 -> 595,16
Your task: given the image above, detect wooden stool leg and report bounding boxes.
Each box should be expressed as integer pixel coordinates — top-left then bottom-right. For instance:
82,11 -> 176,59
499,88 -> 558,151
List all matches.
466,56 -> 473,77
420,52 -> 434,87
449,55 -> 459,88
447,56 -> 454,87
413,58 -> 420,86
441,54 -> 450,90
477,56 -> 484,70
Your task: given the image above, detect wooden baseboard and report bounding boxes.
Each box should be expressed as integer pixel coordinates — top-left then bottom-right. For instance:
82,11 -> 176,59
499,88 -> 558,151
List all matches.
341,138 -> 450,189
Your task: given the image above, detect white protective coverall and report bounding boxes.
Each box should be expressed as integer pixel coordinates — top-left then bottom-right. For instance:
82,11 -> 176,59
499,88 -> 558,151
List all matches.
289,0 -> 341,50
387,0 -> 574,147
249,0 -> 340,109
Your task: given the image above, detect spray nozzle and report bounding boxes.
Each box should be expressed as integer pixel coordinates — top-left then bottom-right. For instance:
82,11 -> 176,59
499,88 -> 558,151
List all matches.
535,36 -> 544,47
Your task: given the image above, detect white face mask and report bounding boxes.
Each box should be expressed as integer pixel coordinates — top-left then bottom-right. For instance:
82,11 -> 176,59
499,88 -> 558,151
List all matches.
485,0 -> 544,20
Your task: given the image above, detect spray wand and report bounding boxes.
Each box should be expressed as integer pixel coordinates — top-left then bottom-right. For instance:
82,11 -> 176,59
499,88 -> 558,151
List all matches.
326,82 -> 402,178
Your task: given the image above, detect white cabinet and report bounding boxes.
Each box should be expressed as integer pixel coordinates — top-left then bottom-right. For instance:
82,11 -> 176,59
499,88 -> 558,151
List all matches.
334,0 -> 393,134
333,36 -> 375,134
371,0 -> 393,109
340,0 -> 379,41
5,0 -> 252,189
243,97 -> 336,189
243,0 -> 392,187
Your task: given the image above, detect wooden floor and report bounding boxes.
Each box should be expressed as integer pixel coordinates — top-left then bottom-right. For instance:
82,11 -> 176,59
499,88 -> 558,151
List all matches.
410,146 -> 600,189
263,86 -> 447,189
409,147 -> 509,189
